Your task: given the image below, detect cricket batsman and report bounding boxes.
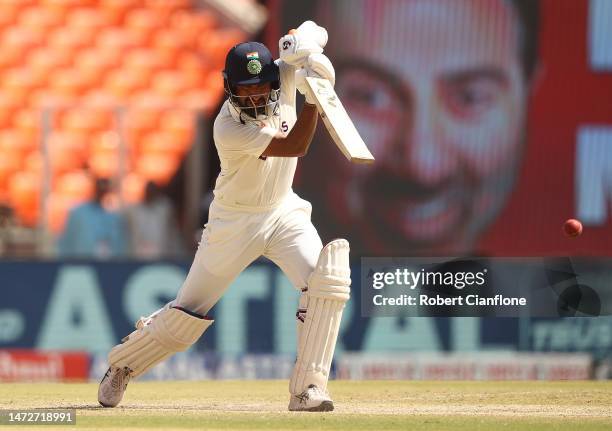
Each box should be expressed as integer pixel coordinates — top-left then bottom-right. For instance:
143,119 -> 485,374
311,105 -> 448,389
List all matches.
98,22 -> 350,412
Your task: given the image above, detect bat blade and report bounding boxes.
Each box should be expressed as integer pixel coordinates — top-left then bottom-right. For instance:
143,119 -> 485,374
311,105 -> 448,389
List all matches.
305,76 -> 375,164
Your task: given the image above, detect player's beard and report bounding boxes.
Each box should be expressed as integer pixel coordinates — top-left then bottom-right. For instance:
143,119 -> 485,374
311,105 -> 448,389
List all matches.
236,93 -> 269,119
241,104 -> 267,119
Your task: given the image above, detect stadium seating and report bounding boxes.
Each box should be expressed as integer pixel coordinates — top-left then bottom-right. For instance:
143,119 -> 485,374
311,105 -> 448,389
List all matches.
0,0 -> 245,231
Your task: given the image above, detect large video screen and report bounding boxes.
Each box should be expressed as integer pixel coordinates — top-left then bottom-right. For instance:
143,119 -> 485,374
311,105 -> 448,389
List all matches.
274,0 -> 612,257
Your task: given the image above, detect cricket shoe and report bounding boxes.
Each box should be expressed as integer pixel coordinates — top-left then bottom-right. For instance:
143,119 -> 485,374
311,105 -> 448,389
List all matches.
288,384 -> 334,412
98,366 -> 132,408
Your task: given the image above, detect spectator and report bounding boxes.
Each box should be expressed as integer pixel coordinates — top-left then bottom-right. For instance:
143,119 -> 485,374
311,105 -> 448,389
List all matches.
57,178 -> 128,258
124,181 -> 186,259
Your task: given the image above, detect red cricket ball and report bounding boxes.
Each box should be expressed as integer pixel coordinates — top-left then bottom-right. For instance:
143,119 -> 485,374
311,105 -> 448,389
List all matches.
563,219 -> 583,237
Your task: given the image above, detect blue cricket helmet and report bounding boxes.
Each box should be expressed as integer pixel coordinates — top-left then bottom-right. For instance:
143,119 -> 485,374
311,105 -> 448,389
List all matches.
222,41 -> 280,87
222,42 -> 280,121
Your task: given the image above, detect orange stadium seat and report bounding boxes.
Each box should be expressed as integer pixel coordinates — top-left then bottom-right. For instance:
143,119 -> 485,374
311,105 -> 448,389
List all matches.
205,71 -> 224,93
90,131 -> 120,155
124,108 -> 162,132
146,0 -> 192,10
99,0 -> 141,8
2,68 -> 47,103
60,108 -> 114,132
50,68 -> 93,98
0,88 -> 27,112
11,109 -> 41,142
105,69 -> 151,99
23,151 -> 43,174
81,90 -> 123,108
200,29 -> 245,67
27,48 -> 74,73
76,48 -> 122,71
152,71 -> 189,96
0,90 -> 30,109
89,132 -> 130,178
0,5 -> 19,27
9,171 -> 41,227
1,26 -> 46,50
126,8 -> 168,31
130,90 -> 175,109
160,109 -> 196,142
124,48 -> 176,70
180,69 -> 207,89
180,89 -> 218,114
49,142 -> 85,175
47,131 -> 88,161
89,152 -> 121,178
123,108 -> 159,153
45,192 -> 70,234
74,65 -> 106,89
0,109 -> 12,129
66,7 -> 114,31
97,27 -> 142,50
0,129 -> 37,154
0,152 -> 23,191
140,131 -> 189,158
1,89 -> 32,111
18,6 -> 65,29
170,11 -> 216,47
13,114 -> 41,145
0,45 -> 23,70
49,27 -> 95,50
0,0 -> 35,9
153,29 -> 187,52
29,89 -> 80,108
121,171 -> 145,204
121,25 -> 153,47
136,153 -> 180,185
1,0 -> 38,5
55,170 -> 94,201
122,129 -> 144,159
95,7 -> 129,30
41,0 -> 96,7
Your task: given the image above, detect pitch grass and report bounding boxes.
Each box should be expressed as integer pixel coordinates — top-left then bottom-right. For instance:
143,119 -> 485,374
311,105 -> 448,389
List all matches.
1,380 -> 611,430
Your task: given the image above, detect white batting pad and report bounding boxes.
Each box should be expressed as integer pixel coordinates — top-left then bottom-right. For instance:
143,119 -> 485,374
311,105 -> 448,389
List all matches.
108,306 -> 212,378
290,239 -> 351,394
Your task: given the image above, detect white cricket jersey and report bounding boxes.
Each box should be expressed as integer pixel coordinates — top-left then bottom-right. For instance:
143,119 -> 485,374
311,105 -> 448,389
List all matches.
212,60 -> 298,211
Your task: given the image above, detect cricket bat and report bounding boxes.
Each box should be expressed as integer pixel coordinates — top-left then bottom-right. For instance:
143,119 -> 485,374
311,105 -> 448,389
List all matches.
305,76 -> 375,164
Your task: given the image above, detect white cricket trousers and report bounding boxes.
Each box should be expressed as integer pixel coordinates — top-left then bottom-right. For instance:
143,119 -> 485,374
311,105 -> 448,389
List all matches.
174,192 -> 323,315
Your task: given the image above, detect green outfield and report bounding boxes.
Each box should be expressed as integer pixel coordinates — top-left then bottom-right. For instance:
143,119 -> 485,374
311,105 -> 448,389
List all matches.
1,380 -> 611,430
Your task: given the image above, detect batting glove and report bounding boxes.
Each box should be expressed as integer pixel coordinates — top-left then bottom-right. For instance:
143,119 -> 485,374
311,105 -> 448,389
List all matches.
279,21 -> 328,67
295,68 -> 316,104
307,53 -> 335,86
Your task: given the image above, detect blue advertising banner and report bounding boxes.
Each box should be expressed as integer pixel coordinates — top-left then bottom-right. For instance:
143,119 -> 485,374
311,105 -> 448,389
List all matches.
1,260 -> 611,361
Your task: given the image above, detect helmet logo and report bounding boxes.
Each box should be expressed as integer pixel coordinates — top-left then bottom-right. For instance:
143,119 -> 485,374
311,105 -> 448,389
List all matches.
246,51 -> 261,75
247,59 -> 262,75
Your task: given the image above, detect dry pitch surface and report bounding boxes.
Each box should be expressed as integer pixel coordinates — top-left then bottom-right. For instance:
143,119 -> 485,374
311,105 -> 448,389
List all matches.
1,380 -> 611,430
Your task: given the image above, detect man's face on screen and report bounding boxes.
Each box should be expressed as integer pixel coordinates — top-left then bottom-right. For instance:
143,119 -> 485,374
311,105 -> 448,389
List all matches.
328,0 -> 529,254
